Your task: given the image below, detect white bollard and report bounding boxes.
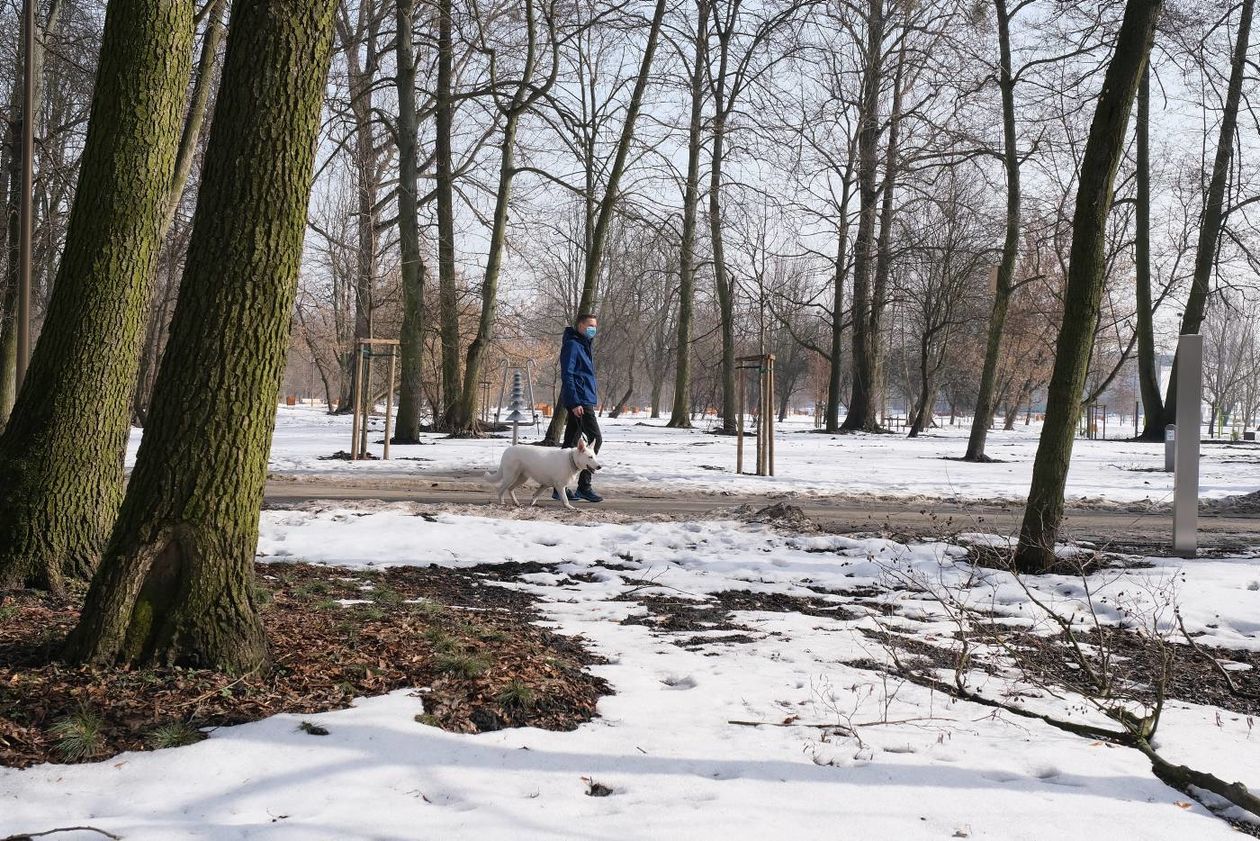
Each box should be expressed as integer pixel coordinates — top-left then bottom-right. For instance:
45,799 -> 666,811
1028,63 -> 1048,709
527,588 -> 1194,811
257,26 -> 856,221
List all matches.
1172,334 -> 1203,558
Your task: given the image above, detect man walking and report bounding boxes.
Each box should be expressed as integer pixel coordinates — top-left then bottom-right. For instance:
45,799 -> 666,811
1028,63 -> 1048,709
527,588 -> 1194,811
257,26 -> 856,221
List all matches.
558,313 -> 603,503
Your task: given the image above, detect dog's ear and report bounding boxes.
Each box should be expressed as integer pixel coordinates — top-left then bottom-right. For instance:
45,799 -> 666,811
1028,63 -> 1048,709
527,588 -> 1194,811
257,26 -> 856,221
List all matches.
576,436 -> 587,452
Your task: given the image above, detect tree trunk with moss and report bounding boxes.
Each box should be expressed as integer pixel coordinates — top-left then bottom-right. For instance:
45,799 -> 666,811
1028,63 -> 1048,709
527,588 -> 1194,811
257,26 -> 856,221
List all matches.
134,0 -> 230,426
0,0 -> 191,592
64,0 -> 337,671
1014,0 -> 1162,572
393,0 -> 426,443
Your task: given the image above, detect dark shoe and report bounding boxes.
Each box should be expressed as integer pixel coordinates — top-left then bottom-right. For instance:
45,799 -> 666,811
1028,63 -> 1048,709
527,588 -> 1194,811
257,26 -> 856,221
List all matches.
574,488 -> 603,503
552,489 -> 578,501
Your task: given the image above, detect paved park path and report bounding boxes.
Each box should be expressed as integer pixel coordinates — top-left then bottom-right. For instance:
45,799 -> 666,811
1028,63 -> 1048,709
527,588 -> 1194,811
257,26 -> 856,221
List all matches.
263,473 -> 1260,554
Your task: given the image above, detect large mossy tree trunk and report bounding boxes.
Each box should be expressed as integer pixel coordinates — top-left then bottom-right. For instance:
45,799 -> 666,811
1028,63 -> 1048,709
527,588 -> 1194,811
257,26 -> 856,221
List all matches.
964,0 -> 1020,461
667,0 -> 708,431
393,0 -> 427,444
134,0 -> 230,427
0,0 -> 192,592
64,0 -> 337,671
1014,0 -> 1162,573
1160,0 -> 1253,427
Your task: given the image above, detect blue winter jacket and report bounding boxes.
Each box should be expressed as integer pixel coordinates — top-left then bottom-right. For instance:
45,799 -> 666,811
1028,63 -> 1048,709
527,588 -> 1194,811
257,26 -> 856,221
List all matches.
560,326 -> 598,409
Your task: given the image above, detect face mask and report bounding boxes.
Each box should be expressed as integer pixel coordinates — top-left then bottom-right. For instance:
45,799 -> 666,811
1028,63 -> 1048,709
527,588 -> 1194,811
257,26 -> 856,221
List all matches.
584,325 -> 597,339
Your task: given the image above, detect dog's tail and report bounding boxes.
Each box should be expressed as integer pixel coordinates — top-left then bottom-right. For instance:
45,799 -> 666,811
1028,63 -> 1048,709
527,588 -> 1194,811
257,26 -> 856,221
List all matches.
483,469 -> 502,484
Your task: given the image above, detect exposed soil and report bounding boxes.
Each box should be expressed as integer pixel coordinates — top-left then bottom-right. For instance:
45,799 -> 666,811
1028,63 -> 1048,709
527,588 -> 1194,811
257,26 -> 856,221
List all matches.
973,625 -> 1260,719
618,588 -> 858,645
0,562 -> 610,768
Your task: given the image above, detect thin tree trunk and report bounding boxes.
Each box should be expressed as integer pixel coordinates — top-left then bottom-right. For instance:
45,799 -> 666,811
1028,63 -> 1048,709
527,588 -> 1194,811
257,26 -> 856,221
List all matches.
66,0 -> 337,670
393,0 -> 426,443
0,0 -> 192,592
346,9 -> 379,437
909,335 -> 932,438
449,0 -> 552,435
667,0 -> 707,430
710,0 -> 738,435
965,0 -> 1019,460
868,51 -> 904,424
1134,65 -> 1163,440
544,0 -> 667,445
711,110 -> 735,435
579,0 -> 667,315
825,156 -> 855,433
435,0 -> 459,425
160,0 -> 227,238
1161,0 -> 1253,425
0,0 -> 61,427
1015,0 -> 1162,572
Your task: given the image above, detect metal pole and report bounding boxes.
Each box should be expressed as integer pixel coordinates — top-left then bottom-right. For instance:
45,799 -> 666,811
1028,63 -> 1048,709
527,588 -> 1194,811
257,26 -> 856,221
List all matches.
383,347 -> 395,460
16,0 -> 36,389
1173,334 -> 1202,557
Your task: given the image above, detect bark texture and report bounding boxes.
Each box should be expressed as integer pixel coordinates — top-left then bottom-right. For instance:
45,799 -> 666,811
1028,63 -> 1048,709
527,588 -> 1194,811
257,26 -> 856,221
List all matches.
667,0 -> 708,430
1015,0 -> 1162,572
393,0 -> 427,443
435,0 -> 460,424
65,0 -> 337,670
0,0 -> 192,591
964,0 -> 1019,460
1134,65 -> 1164,440
842,0 -> 884,431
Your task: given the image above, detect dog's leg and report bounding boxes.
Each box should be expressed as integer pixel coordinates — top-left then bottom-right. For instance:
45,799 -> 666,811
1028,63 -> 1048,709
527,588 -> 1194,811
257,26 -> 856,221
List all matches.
555,485 -> 575,510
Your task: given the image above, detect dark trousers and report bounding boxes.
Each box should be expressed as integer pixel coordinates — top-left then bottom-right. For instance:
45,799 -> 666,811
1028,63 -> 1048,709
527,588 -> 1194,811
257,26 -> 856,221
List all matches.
562,404 -> 602,489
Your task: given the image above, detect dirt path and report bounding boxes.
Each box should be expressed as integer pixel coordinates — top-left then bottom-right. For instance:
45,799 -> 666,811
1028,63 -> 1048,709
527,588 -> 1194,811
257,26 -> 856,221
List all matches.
263,474 -> 1260,553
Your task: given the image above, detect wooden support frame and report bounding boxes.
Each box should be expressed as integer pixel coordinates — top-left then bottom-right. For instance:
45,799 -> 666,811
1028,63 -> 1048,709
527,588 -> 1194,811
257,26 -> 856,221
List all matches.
735,354 -> 775,476
350,338 -> 400,461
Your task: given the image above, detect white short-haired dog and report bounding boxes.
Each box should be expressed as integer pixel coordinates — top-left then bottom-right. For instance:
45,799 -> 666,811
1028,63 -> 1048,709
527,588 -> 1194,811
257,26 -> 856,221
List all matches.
484,437 -> 601,510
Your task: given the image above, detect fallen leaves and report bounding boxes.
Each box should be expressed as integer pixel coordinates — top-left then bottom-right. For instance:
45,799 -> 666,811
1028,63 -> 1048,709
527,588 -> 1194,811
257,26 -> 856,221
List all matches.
0,561 -> 611,767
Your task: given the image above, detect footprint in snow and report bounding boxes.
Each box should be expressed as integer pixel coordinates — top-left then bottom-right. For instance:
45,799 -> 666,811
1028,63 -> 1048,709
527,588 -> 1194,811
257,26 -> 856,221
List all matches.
660,675 -> 698,690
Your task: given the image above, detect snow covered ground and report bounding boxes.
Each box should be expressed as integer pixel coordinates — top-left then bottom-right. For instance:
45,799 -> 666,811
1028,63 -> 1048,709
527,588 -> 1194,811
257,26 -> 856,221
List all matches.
3,506 -> 1257,840
127,405 -> 1260,505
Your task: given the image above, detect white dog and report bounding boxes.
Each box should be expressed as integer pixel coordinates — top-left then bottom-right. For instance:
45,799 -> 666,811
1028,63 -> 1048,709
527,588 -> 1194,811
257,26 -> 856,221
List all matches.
484,437 -> 602,509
